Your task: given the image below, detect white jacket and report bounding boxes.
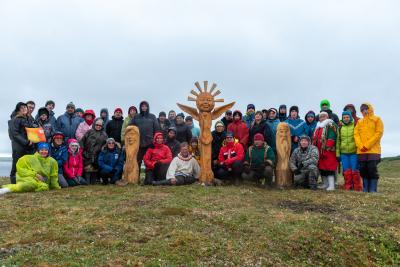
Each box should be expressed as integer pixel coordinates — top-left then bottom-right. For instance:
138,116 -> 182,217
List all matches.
166,153 -> 201,180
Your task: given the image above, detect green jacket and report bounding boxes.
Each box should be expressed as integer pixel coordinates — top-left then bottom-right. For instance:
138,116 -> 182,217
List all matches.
120,116 -> 133,144
244,143 -> 275,168
336,121 -> 357,156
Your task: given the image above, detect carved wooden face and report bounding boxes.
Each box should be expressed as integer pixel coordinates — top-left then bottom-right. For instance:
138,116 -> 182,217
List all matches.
277,124 -> 290,139
125,128 -> 139,147
196,92 -> 215,112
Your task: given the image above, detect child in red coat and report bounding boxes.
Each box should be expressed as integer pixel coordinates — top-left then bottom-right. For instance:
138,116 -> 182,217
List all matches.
63,139 -> 86,186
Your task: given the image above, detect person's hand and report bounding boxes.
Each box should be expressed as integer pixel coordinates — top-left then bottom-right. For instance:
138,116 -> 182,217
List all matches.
361,146 -> 368,153
36,174 -> 44,182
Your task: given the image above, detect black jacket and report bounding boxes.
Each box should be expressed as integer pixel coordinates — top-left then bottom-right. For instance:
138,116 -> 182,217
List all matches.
106,116 -> 124,143
8,114 -> 34,154
221,117 -> 232,129
165,137 -> 180,157
129,101 -> 160,148
212,130 -> 226,161
248,120 -> 273,148
158,119 -> 171,139
175,122 -> 192,143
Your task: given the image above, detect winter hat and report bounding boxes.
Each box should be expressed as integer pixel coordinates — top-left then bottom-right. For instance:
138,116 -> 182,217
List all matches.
114,107 -> 123,114
320,99 -> 331,110
159,111 -> 166,117
176,112 -> 185,119
66,102 -> 75,109
225,110 -> 232,115
254,133 -> 264,142
83,109 -> 96,118
226,131 -> 234,138
185,116 -> 193,122
299,135 -> 311,143
168,126 -> 177,133
319,111 -> 329,118
38,107 -> 49,117
342,111 -> 353,122
247,104 -> 255,110
14,102 -> 27,114
106,137 -> 116,144
305,110 -> 315,118
215,121 -> 224,129
269,108 -> 278,114
52,132 -> 64,140
279,105 -> 287,111
75,108 -> 84,114
289,106 -> 299,114
68,138 -> 80,149
45,100 -> 55,107
360,104 -> 369,112
37,142 -> 50,151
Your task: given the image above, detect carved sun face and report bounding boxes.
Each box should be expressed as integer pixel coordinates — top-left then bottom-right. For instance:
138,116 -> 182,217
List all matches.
187,81 -> 224,112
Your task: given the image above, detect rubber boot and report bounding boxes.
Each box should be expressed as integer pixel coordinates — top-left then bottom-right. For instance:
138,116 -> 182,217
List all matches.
0,188 -> 11,195
318,176 -> 328,189
326,175 -> 335,191
343,170 -> 353,190
352,170 -> 362,191
369,179 -> 378,193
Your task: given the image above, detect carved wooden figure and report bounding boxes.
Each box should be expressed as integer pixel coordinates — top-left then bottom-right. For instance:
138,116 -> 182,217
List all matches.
177,81 -> 235,184
275,122 -> 293,188
122,125 -> 140,184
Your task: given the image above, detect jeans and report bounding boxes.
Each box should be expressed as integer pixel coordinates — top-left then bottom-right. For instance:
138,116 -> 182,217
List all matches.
340,154 -> 358,171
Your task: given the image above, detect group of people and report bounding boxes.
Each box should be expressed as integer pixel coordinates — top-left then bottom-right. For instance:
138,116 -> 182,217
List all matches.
0,98 -> 384,196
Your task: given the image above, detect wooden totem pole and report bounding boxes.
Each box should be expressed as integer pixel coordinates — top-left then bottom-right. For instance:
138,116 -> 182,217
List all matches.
275,122 -> 293,188
177,81 -> 235,184
121,125 -> 140,184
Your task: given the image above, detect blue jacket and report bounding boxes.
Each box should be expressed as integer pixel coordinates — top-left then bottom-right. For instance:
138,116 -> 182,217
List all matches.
189,124 -> 200,138
98,147 -> 125,174
266,118 -> 280,135
49,143 -> 68,174
285,118 -> 308,150
243,113 -> 255,129
56,112 -> 83,140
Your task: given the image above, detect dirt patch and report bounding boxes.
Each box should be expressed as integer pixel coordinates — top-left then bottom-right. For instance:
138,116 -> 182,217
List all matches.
277,200 -> 337,214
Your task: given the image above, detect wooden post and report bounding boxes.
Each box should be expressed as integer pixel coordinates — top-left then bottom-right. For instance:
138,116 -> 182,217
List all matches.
275,122 -> 293,188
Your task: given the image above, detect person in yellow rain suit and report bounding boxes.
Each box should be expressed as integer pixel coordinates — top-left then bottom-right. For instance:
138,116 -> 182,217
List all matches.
0,142 -> 60,195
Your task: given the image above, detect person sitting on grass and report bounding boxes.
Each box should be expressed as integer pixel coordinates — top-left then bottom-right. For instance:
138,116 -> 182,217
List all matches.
0,142 -> 60,195
242,133 -> 275,188
49,132 -> 69,188
63,139 -> 87,186
152,142 -> 200,186
143,132 -> 173,185
98,138 -> 125,185
289,135 -> 319,190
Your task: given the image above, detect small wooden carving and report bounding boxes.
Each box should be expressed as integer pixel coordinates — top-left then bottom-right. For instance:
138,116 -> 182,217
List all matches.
177,81 -> 235,184
275,122 -> 293,188
122,125 -> 140,184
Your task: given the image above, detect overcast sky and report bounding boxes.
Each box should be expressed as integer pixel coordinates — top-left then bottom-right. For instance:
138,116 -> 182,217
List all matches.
0,0 -> 398,156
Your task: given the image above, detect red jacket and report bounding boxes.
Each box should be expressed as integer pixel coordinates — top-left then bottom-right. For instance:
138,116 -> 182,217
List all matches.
63,139 -> 83,179
218,140 -> 244,167
313,123 -> 338,171
144,132 -> 173,170
228,112 -> 249,150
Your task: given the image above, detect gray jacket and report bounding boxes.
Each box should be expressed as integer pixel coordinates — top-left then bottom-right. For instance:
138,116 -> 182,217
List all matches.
289,145 -> 319,172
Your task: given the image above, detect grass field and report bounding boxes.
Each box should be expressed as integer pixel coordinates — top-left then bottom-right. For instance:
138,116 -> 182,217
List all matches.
0,160 -> 399,266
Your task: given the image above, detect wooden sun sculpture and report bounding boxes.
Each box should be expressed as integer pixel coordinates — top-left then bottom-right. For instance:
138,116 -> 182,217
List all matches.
177,81 -> 235,184
275,123 -> 293,188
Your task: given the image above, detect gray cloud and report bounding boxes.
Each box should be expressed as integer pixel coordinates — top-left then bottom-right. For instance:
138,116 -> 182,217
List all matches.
0,0 -> 398,156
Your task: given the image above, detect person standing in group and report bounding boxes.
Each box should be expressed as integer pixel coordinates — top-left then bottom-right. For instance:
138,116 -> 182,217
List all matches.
80,118 -> 108,184
354,103 -> 384,193
278,104 -> 288,122
336,111 -> 361,191
285,106 -> 308,152
106,108 -> 124,144
36,107 -> 55,142
248,111 -> 273,148
8,102 -> 35,184
26,100 -> 37,127
99,108 -> 110,128
228,110 -> 249,150
75,109 -> 96,141
121,106 -> 137,144
265,108 -> 280,153
168,110 -> 177,127
221,110 -> 233,129
75,108 -> 84,118
56,102 -> 83,141
304,111 -> 317,140
316,99 -> 340,126
35,100 -> 57,128
313,112 -> 338,191
175,113 -> 192,143
157,111 -> 171,139
185,116 -> 200,138
243,104 -> 256,128
212,121 -> 226,174
343,104 -> 360,125
129,101 -> 160,177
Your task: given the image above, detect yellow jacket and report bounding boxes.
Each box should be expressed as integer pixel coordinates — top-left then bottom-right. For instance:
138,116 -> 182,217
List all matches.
354,103 -> 384,155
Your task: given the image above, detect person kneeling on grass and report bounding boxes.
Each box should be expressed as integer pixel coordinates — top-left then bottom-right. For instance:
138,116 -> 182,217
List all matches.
63,139 -> 87,186
143,132 -> 173,185
98,138 -> 125,185
0,142 -> 60,195
289,135 -> 319,190
152,142 -> 200,186
242,133 -> 275,188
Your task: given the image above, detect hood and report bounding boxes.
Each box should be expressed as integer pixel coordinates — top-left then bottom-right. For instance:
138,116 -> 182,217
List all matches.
279,105 -> 287,114
68,138 -> 81,153
320,99 -> 331,110
101,141 -> 121,151
84,109 -> 96,118
139,101 -> 150,115
344,104 -> 357,114
153,132 -> 164,147
92,117 -> 105,130
305,110 -> 316,125
361,102 -> 375,118
37,107 -> 50,118
214,120 -> 225,130
100,108 -> 109,122
232,110 -> 243,120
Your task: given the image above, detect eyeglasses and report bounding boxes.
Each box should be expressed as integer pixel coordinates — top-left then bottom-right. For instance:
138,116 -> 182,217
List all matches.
95,124 -> 102,127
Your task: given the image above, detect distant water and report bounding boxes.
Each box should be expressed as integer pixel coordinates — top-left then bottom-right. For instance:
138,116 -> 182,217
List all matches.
0,160 -> 11,177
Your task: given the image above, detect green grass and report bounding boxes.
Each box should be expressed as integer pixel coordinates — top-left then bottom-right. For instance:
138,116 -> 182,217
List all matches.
1,162 -> 399,266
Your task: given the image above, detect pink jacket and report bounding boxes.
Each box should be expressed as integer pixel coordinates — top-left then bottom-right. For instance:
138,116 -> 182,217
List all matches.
75,121 -> 92,141
63,139 -> 83,179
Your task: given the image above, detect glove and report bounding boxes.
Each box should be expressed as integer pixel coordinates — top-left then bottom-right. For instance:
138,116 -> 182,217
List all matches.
361,146 -> 368,153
